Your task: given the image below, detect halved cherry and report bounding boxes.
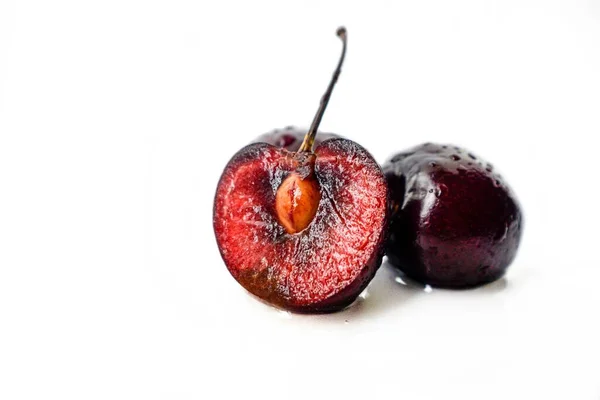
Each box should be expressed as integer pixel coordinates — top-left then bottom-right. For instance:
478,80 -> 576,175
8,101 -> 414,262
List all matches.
213,28 -> 388,312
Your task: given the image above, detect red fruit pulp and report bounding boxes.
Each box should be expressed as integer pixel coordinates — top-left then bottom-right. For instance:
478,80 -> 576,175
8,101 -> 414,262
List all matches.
214,139 -> 388,312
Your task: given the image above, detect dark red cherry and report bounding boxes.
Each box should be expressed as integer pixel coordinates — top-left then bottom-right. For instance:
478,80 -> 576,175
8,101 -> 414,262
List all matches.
254,127 -> 340,151
214,28 -> 388,312
383,143 -> 523,288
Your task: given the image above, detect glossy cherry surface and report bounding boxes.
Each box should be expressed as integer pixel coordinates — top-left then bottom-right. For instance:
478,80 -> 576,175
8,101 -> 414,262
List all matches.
384,143 -> 523,288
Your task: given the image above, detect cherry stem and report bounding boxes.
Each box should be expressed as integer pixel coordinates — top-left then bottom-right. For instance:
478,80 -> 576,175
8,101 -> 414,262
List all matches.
298,27 -> 347,153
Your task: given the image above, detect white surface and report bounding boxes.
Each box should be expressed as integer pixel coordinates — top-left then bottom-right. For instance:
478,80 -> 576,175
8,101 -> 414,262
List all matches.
1,0 -> 599,399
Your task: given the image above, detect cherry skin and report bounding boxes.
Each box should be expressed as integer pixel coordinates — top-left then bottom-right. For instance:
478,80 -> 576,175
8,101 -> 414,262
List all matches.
384,143 -> 523,288
254,126 -> 340,151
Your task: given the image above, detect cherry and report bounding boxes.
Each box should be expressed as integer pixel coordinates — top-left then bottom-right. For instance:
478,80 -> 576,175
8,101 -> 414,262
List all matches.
213,28 -> 388,312
254,126 -> 340,152
384,143 -> 523,288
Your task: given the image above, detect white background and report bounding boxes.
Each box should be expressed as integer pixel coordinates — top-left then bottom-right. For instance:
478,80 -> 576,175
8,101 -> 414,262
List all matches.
1,0 -> 599,399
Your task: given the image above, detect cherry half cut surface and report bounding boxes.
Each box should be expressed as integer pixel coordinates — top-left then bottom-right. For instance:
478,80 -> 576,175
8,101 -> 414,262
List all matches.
213,27 -> 388,313
384,143 -> 523,288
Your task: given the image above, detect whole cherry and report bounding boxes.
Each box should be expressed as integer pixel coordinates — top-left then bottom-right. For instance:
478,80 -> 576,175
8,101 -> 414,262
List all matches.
254,126 -> 340,152
384,143 -> 523,288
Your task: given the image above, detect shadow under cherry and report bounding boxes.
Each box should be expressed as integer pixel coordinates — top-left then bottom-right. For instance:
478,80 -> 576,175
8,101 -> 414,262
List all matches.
305,259 -> 509,323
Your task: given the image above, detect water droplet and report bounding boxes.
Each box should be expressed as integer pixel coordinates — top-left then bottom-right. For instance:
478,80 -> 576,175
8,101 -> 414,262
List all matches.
468,153 -> 477,160
494,224 -> 509,241
395,276 -> 407,285
424,285 -> 433,293
430,162 -> 438,167
277,310 -> 292,319
451,154 -> 461,161
437,183 -> 448,196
